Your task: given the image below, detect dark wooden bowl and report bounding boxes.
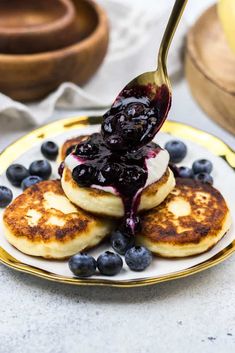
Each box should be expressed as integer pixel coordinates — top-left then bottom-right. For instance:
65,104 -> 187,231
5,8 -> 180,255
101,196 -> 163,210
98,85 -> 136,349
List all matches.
0,0 -> 109,102
0,0 -> 78,54
185,5 -> 235,135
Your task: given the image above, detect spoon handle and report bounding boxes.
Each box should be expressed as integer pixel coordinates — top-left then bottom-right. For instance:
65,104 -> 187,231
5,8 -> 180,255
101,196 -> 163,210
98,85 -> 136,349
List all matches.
157,0 -> 188,73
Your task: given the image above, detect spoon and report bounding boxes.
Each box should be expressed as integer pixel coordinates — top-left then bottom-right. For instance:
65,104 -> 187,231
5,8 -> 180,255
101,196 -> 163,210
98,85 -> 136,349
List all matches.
101,0 -> 188,151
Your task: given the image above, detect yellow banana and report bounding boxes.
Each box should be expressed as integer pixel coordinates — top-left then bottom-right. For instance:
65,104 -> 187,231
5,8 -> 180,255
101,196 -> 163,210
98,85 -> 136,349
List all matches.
218,0 -> 235,53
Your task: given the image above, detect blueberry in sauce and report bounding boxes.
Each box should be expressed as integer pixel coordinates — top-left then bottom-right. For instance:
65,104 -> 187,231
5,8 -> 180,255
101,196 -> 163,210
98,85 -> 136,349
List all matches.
101,84 -> 171,151
0,186 -> 13,208
72,164 -> 96,188
74,135 -> 100,159
6,164 -> 29,187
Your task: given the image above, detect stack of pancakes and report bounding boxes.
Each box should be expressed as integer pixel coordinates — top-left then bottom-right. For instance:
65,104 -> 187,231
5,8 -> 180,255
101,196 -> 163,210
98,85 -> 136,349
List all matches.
3,135 -> 231,260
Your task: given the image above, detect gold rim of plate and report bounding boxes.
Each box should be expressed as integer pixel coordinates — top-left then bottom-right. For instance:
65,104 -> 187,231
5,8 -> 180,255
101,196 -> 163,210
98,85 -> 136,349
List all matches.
0,116 -> 235,287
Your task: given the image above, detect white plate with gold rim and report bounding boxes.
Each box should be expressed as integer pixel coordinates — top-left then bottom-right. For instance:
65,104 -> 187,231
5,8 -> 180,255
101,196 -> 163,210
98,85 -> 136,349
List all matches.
0,116 -> 234,287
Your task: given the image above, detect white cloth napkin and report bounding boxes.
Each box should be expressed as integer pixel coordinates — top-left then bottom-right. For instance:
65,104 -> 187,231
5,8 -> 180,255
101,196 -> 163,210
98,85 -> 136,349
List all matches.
0,0 -> 187,126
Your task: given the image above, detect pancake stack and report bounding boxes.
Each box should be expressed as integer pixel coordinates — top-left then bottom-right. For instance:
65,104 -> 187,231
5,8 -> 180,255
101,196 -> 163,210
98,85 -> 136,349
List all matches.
3,180 -> 113,259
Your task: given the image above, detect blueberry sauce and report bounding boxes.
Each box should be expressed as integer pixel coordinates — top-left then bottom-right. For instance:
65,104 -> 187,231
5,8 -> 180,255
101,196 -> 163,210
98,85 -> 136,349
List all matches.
70,135 -> 162,235
58,161 -> 65,178
101,84 -> 171,151
67,84 -> 171,236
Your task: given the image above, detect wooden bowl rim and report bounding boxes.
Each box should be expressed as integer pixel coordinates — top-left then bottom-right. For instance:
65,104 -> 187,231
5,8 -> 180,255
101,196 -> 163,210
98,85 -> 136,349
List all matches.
186,4 -> 235,97
0,0 -> 75,35
0,0 -> 108,62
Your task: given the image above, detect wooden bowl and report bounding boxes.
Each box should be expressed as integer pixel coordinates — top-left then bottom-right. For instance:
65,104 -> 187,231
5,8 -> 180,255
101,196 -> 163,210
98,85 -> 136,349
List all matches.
0,0 -> 78,54
0,0 -> 109,102
185,5 -> 235,135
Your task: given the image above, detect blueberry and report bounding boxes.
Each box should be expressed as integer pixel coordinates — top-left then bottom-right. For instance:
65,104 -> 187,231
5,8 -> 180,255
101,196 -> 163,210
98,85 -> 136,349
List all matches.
192,159 -> 213,174
75,141 -> 98,158
58,161 -> 65,178
165,140 -> 187,163
178,166 -> 193,178
68,253 -> 96,277
194,172 -> 213,185
72,164 -> 94,187
125,246 -> 152,271
29,160 -> 52,180
120,215 -> 141,236
97,251 -> 123,276
65,145 -> 76,157
41,141 -> 59,161
6,164 -> 29,187
21,176 -> 43,190
0,186 -> 13,208
110,230 -> 135,255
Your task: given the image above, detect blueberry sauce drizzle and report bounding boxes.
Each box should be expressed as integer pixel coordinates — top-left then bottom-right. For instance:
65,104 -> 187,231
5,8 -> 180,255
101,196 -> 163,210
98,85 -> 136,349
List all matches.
70,133 -> 161,235
67,84 -> 171,236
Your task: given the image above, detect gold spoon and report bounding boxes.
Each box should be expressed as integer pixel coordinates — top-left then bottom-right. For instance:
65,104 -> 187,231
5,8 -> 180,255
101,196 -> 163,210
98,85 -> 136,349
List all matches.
102,0 -> 188,150
132,0 -> 188,96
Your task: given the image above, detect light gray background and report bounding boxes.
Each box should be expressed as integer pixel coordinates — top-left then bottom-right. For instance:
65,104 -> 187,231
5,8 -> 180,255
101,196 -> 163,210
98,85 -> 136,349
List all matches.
0,1 -> 234,353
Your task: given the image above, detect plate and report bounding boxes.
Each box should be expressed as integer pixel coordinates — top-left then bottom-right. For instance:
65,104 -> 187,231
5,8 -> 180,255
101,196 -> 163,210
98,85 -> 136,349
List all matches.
0,116 -> 234,287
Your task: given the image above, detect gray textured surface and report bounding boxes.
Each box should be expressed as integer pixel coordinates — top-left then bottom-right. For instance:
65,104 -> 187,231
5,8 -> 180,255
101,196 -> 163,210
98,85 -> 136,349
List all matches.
0,258 -> 235,353
0,0 -> 235,350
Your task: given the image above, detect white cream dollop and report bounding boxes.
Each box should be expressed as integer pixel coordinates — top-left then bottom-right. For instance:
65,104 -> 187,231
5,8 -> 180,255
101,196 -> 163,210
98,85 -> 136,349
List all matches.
65,148 -> 169,195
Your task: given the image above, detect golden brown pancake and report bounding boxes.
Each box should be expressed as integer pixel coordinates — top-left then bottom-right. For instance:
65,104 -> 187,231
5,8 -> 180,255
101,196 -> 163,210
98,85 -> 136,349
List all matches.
137,178 -> 231,257
61,167 -> 175,217
58,135 -> 88,162
3,180 -> 113,259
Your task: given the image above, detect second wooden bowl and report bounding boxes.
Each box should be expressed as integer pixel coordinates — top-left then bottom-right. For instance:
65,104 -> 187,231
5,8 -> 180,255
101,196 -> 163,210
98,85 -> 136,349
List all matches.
0,0 -> 109,102
0,0 -> 78,54
185,5 -> 235,135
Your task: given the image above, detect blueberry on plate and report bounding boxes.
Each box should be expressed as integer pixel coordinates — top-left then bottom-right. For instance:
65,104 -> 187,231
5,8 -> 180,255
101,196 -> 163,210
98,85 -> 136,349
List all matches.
110,230 -> 135,255
165,140 -> 187,163
97,251 -> 123,276
178,166 -> 193,179
192,159 -> 213,174
0,186 -> 13,208
68,253 -> 96,277
29,160 -> 52,180
41,141 -> 59,161
21,176 -> 43,190
6,164 -> 29,187
194,172 -> 213,185
125,246 -> 152,271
